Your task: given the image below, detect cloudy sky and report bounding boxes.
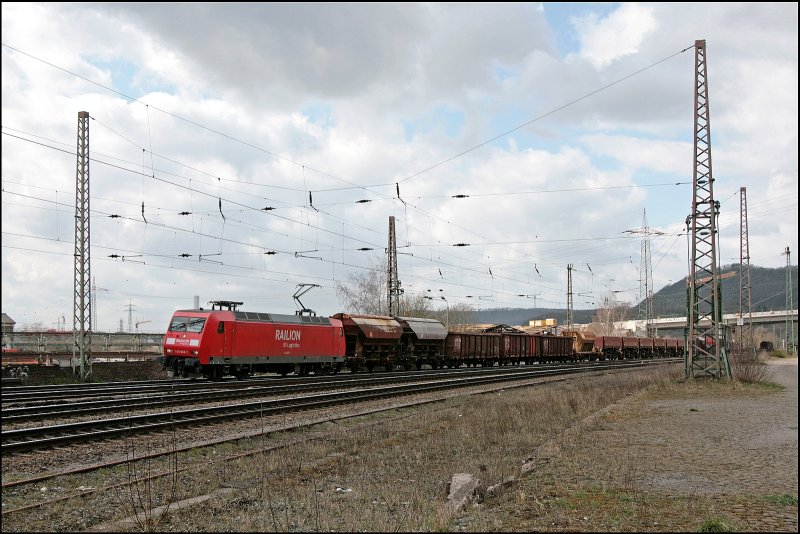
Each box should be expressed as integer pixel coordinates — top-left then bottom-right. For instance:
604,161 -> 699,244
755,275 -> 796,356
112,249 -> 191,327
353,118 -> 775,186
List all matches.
2,2 -> 797,332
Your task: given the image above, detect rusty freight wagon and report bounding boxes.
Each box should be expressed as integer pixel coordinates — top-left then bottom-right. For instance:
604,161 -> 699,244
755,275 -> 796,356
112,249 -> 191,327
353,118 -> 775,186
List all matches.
445,331 -> 502,367
396,316 -> 448,369
331,313 -> 404,372
530,334 -> 575,362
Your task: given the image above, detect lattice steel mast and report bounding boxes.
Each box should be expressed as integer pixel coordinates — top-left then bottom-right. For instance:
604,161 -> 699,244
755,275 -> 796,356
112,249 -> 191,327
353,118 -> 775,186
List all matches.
738,187 -> 755,359
686,40 -> 729,378
783,247 -> 795,354
566,264 -> 573,331
387,216 -> 402,315
72,111 -> 92,380
637,209 -> 655,336
91,276 -> 98,332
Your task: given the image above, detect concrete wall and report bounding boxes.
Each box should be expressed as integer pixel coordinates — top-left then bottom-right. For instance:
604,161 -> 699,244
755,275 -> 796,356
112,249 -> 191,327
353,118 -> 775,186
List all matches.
2,360 -> 168,385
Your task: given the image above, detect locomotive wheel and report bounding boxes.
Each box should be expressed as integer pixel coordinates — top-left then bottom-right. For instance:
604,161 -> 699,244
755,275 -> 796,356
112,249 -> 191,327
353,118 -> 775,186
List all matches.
235,369 -> 249,380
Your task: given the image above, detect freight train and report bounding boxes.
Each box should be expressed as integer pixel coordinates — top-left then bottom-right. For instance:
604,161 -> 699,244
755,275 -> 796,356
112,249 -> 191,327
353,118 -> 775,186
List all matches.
160,301 -> 684,379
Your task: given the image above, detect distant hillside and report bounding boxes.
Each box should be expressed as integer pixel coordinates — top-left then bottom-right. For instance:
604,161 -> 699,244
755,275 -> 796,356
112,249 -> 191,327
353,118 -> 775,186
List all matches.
650,264 -> 798,317
471,307 -> 590,327
474,264 -> 798,327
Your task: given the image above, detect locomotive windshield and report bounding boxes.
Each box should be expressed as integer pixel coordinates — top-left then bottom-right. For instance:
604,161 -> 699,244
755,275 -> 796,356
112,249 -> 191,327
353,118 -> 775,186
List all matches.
169,316 -> 206,333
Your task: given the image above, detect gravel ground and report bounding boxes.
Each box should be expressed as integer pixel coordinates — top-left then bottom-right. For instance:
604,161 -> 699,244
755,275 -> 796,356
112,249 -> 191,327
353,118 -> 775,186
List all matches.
6,360 -> 791,532
457,357 -> 798,532
0,374 -> 565,482
1,367 -> 655,532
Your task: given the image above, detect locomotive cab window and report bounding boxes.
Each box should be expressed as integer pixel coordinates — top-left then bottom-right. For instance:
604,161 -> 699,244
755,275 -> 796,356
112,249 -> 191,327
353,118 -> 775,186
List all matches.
169,316 -> 206,333
218,321 -> 225,334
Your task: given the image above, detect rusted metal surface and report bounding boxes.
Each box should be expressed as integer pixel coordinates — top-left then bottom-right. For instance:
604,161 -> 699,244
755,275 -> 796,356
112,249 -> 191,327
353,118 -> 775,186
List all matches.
397,317 -> 447,340
332,314 -> 403,340
595,336 -> 623,351
502,334 -> 531,358
536,335 -> 573,358
445,333 -> 501,360
622,337 -> 641,350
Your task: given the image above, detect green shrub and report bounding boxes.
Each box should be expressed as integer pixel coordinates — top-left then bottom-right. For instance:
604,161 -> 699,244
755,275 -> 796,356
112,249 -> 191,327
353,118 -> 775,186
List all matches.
699,517 -> 733,532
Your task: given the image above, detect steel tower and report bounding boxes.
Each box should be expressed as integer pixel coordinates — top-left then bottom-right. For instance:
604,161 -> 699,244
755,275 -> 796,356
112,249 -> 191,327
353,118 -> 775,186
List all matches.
387,216 -> 402,315
566,264 -> 573,331
738,187 -> 755,359
686,41 -> 729,379
784,247 -> 795,354
637,209 -> 655,337
72,111 -> 92,380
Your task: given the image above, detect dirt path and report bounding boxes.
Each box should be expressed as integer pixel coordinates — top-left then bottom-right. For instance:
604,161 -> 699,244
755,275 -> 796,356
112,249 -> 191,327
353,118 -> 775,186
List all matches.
461,358 -> 798,532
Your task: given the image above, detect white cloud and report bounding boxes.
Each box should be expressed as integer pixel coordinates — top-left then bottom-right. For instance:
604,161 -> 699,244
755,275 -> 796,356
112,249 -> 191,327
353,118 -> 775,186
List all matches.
574,3 -> 658,69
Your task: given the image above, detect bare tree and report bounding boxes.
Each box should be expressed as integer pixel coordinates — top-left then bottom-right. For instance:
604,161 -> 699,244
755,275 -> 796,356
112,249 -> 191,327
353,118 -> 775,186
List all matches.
437,302 -> 475,326
335,258 -> 388,314
399,293 -> 435,318
588,294 -> 630,336
335,258 -> 445,319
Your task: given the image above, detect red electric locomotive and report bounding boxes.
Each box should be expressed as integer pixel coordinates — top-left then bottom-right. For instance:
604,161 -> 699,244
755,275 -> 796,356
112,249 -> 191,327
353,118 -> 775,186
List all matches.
162,300 -> 346,379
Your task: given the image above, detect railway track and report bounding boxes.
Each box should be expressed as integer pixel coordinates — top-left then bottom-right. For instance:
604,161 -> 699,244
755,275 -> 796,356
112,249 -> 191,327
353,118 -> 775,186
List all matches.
2,365 -> 529,403
1,360 -> 668,420
1,366 -> 548,423
1,375 -> 282,403
2,359 -> 676,453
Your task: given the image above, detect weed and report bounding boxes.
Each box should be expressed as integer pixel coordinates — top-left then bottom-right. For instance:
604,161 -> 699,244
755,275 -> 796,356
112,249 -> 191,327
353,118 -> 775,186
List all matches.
114,386 -> 179,532
111,365 -> 680,532
699,516 -> 733,532
763,494 -> 798,506
729,350 -> 773,384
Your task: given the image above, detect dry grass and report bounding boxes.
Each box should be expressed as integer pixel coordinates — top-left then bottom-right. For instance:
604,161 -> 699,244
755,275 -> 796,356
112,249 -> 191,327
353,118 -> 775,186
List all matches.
1,364 -> 686,532
728,349 -> 773,384
149,365 -> 680,532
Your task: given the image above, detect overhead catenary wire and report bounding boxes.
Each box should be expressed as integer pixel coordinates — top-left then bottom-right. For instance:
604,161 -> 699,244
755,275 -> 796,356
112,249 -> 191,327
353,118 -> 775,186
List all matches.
3,122 -> 685,286
394,45 -> 695,186
3,183 -> 699,308
2,130 -> 648,287
2,40 -> 756,313
1,42 -> 700,267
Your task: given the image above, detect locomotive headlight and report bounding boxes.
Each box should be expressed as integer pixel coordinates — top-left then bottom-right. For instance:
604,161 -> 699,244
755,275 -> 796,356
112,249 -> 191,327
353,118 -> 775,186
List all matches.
192,350 -> 199,355
166,348 -> 173,354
